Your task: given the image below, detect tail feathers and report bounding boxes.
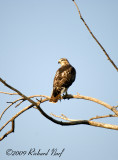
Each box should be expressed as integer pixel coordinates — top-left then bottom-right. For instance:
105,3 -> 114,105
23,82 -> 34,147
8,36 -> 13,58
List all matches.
49,94 -> 60,103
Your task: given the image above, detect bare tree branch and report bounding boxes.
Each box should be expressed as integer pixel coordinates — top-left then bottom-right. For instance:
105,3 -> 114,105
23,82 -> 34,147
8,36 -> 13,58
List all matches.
0,78 -> 50,107
0,77 -> 118,141
63,94 -> 118,116
0,120 -> 15,141
0,94 -> 50,120
0,104 -> 33,141
0,98 -> 23,120
0,91 -> 18,95
51,113 -> 118,130
72,0 -> 118,72
0,90 -> 50,99
50,113 -> 78,121
89,114 -> 118,120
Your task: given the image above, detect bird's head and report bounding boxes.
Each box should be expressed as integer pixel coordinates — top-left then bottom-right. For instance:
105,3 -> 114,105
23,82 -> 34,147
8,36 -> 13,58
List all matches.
58,58 -> 69,66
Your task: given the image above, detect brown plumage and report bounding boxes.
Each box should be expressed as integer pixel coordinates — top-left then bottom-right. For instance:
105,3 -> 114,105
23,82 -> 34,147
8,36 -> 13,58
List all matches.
50,58 -> 76,103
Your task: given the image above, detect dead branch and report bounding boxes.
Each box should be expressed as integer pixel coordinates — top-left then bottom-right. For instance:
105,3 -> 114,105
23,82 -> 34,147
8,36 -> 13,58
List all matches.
0,92 -> 50,120
0,78 -> 50,106
63,94 -> 118,116
0,120 -> 15,141
72,0 -> 118,72
0,77 -> 118,141
0,98 -> 23,120
0,91 -> 18,95
51,113 -> 118,130
0,104 -> 33,141
89,114 -> 118,120
50,113 -> 78,121
0,90 -> 50,99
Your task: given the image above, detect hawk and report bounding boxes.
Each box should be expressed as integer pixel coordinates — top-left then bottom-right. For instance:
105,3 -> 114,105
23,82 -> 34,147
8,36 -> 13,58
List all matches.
50,58 -> 76,103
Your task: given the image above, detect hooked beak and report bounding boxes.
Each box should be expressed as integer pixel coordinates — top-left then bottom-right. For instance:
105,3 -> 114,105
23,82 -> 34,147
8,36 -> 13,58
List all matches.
58,60 -> 61,64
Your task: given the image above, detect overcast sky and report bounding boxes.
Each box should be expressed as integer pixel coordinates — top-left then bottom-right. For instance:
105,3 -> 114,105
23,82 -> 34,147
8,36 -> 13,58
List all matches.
0,0 -> 118,160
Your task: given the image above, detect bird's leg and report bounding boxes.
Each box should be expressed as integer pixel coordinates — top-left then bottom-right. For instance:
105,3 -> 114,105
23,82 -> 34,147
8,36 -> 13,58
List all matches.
59,94 -> 62,102
65,91 -> 70,100
65,90 -> 68,96
62,89 -> 69,100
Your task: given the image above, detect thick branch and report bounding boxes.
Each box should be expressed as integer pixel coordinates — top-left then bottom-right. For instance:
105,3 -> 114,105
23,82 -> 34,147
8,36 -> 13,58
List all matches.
73,0 -> 118,72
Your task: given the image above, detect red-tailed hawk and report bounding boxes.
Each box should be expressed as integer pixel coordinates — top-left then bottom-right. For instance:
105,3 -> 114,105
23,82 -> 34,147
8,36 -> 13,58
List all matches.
50,58 -> 76,103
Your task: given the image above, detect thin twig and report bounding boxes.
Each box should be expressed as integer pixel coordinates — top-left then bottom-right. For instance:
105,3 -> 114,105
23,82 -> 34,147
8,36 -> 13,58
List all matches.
50,113 -> 79,121
0,78 -> 45,107
0,101 -> 19,120
0,94 -> 50,120
73,0 -> 118,72
0,91 -> 18,95
15,100 -> 24,108
0,90 -> 50,99
0,99 -> 23,120
89,114 -> 118,120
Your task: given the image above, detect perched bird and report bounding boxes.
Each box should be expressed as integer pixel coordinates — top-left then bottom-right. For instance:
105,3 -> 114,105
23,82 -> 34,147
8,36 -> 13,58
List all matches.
50,58 -> 76,103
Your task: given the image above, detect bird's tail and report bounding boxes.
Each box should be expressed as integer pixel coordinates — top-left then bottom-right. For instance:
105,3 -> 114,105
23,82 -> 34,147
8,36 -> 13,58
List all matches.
49,94 -> 60,103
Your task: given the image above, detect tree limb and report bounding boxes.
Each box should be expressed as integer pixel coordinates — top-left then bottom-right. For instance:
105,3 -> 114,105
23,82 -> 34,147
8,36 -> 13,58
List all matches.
0,120 -> 15,141
0,94 -> 50,120
72,0 -> 118,72
0,91 -> 18,95
0,78 -> 50,107
0,77 -> 118,141
50,113 -> 118,130
63,94 -> 118,116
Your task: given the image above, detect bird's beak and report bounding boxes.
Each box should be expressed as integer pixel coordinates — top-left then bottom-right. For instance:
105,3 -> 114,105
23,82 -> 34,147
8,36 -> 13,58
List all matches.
58,60 -> 61,64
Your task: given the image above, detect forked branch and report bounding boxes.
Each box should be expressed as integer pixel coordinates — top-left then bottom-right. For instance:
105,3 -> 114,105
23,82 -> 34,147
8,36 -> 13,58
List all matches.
0,120 -> 15,141
50,113 -> 118,130
0,77 -> 118,141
